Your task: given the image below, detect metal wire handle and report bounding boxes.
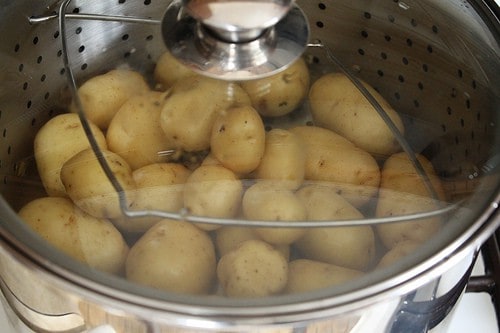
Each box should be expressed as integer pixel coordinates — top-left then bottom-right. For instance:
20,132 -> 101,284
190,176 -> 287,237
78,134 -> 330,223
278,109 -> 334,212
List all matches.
50,0 -> 453,228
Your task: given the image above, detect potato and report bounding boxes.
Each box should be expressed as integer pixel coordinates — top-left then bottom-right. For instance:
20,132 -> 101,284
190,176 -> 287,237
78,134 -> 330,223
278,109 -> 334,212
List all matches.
215,226 -> 260,257
200,153 -> 251,180
184,165 -> 243,230
210,105 -> 265,174
160,76 -> 251,152
18,197 -> 128,274
60,148 -> 136,219
273,244 -> 291,262
309,72 -> 404,157
377,152 -> 446,199
215,226 -> 290,260
106,90 -> 175,170
295,184 -> 376,270
154,50 -> 196,90
217,240 -> 288,297
126,219 -> 216,295
285,259 -> 363,293
296,184 -> 365,221
34,113 -> 107,197
290,126 -> 380,206
242,182 -> 306,245
307,181 -> 379,209
375,152 -> 446,248
253,128 -> 306,189
376,240 -> 421,269
70,69 -> 150,129
113,163 -> 191,233
241,58 -> 310,117
376,190 -> 445,249
201,153 -> 223,167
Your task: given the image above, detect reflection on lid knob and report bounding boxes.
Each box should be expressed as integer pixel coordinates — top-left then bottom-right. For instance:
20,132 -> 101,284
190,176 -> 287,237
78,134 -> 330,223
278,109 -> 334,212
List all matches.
162,0 -> 309,80
182,0 -> 294,42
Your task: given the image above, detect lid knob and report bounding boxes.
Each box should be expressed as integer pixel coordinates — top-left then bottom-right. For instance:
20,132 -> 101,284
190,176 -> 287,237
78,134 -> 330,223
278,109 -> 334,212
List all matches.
161,0 -> 309,80
182,0 -> 294,42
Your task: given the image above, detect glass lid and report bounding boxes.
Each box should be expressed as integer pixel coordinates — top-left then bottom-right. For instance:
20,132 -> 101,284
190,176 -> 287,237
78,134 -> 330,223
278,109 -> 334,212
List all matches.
0,0 -> 499,317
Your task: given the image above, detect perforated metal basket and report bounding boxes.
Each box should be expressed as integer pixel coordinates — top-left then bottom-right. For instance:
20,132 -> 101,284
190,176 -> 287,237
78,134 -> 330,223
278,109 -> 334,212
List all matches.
0,0 -> 498,332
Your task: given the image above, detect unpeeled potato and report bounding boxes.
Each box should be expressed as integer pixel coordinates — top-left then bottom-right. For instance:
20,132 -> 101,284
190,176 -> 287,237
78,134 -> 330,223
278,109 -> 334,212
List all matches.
106,90 -> 174,170
215,226 -> 290,260
160,76 -> 251,152
154,51 -> 196,90
70,69 -> 150,130
309,72 -> 404,157
217,240 -> 288,297
210,105 -> 266,174
295,184 -> 376,271
60,148 -> 136,219
241,57 -> 310,117
253,128 -> 306,190
126,219 -> 216,295
285,259 -> 363,294
290,126 -> 380,206
34,113 -> 107,197
18,197 -> 128,274
376,240 -> 421,268
242,182 -> 306,245
184,165 -> 243,230
215,226 -> 260,258
375,152 -> 446,248
113,163 -> 191,233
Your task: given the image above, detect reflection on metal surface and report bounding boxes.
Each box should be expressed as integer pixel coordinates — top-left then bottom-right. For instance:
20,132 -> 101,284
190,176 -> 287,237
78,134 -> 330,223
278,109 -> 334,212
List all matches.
29,13 -> 160,25
162,0 -> 310,80
182,0 -> 294,42
0,276 -> 85,332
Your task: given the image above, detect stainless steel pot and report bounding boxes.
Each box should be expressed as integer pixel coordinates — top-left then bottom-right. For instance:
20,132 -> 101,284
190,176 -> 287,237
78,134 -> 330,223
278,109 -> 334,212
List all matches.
0,0 -> 498,332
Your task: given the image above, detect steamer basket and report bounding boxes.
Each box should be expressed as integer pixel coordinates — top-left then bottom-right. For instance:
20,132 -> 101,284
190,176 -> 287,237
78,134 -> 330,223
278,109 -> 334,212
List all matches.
0,0 -> 498,332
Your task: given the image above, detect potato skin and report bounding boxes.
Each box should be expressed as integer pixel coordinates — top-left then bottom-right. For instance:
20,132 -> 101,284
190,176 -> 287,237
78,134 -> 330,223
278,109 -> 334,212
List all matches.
126,219 -> 216,295
113,163 -> 191,233
184,165 -> 243,229
375,152 -> 446,248
295,184 -> 376,270
201,153 -> 223,167
290,126 -> 380,206
18,197 -> 128,274
154,51 -> 196,90
253,128 -> 306,190
376,152 -> 446,199
160,76 -> 251,152
309,72 -> 404,157
217,240 -> 288,297
285,259 -> 363,294
60,148 -> 136,219
210,105 -> 266,174
215,226 -> 260,258
106,90 -> 174,170
70,69 -> 150,130
242,182 -> 306,245
376,240 -> 421,269
241,58 -> 310,117
34,113 -> 107,197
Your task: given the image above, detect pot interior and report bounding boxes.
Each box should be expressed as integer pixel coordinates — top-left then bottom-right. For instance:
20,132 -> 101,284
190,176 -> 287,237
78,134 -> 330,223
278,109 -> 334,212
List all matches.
0,0 -> 498,317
